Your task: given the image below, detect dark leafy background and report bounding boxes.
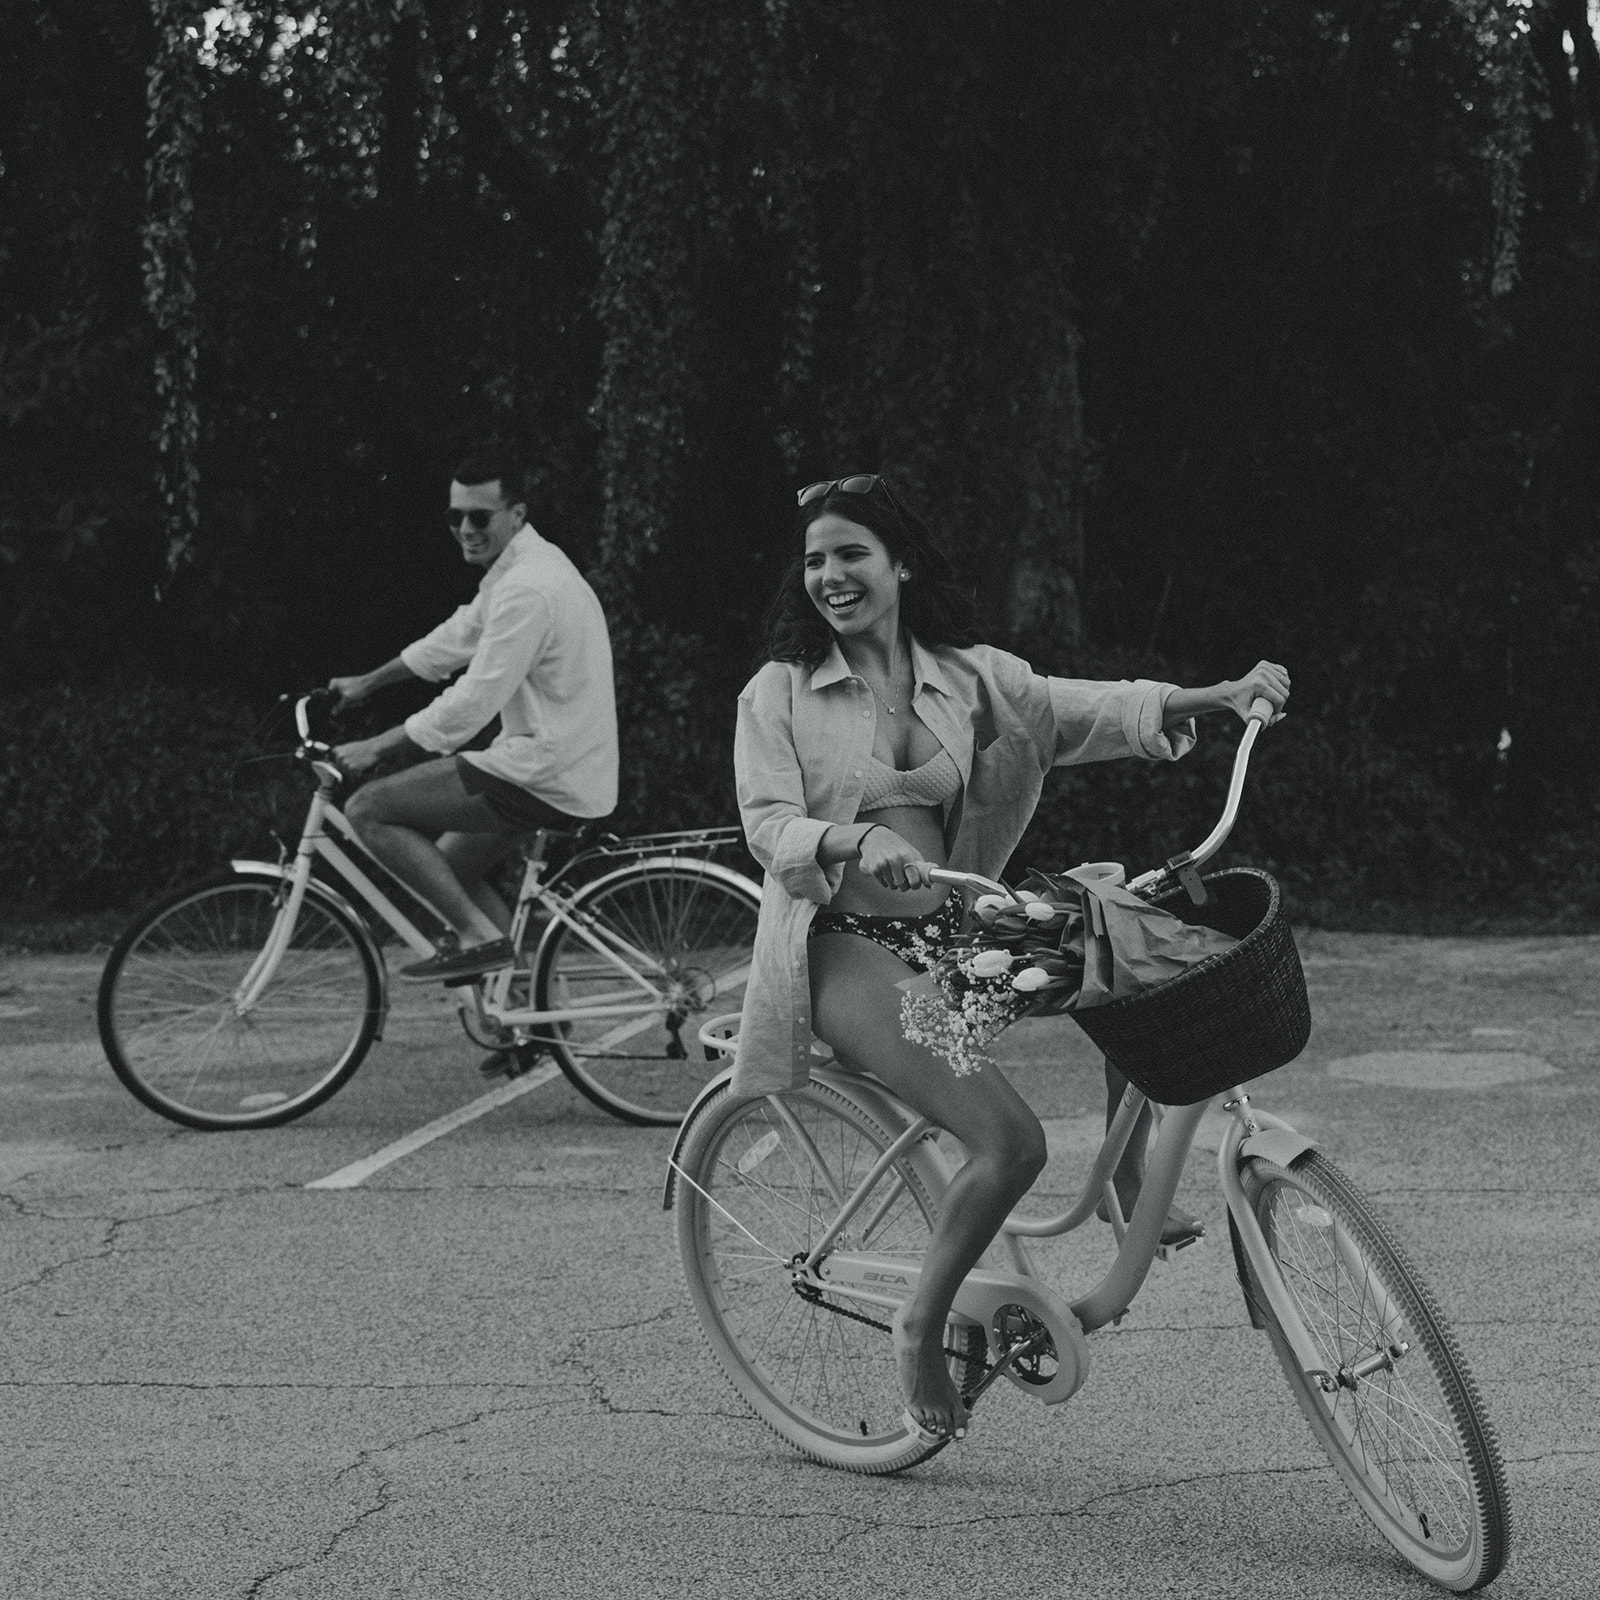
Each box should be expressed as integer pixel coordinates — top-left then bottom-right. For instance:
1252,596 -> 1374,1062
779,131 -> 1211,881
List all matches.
2,0 -> 1598,932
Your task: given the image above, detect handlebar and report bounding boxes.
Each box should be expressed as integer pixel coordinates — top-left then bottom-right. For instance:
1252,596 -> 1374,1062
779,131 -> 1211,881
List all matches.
285,690 -> 348,785
924,694 -> 1277,903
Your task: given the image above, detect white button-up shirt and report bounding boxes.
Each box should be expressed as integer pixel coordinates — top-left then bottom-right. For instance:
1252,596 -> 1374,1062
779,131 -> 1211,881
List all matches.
730,637 -> 1195,1094
400,526 -> 618,818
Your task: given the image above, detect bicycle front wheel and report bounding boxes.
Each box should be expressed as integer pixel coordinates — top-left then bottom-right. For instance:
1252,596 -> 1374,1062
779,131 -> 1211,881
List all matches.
1241,1151 -> 1510,1591
98,873 -> 382,1130
534,859 -> 759,1125
674,1079 -> 984,1473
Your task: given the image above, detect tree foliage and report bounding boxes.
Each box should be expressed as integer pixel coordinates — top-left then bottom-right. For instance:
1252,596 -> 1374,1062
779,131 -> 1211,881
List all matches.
2,0 -> 1598,918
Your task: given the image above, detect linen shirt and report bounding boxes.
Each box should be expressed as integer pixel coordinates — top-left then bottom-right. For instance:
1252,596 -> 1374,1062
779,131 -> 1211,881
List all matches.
730,637 -> 1196,1095
400,526 -> 619,818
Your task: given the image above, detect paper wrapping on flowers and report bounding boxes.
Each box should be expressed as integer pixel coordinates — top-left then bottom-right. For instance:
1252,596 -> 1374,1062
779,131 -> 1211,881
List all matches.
899,865 -> 1239,1077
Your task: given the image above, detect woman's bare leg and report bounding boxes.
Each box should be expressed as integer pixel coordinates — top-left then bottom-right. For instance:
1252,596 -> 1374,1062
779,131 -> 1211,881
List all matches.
809,931 -> 1047,1438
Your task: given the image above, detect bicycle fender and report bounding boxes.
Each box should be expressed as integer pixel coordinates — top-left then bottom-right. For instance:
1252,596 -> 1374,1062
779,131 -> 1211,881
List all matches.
227,860 -> 392,1039
532,855 -> 760,989
662,1065 -> 954,1209
1238,1127 -> 1318,1170
662,1068 -> 737,1210
809,1066 -> 965,1189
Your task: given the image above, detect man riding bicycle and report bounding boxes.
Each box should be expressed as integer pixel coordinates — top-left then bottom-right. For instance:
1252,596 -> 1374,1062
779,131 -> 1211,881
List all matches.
329,442 -> 618,982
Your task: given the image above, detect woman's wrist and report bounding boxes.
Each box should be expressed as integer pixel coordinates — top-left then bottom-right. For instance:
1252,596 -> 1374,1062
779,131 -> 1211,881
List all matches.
1163,682 -> 1231,725
855,822 -> 882,859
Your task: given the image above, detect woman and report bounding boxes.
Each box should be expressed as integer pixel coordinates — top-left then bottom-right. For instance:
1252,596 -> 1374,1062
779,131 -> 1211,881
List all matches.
732,474 -> 1290,1442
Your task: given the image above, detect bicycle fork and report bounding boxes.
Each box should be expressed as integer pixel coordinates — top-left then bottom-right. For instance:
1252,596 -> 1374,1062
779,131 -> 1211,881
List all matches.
233,834 -> 322,1014
1217,1096 -> 1409,1397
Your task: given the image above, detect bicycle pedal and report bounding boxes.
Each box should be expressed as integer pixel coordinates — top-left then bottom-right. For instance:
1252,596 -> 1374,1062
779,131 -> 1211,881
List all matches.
479,1048 -> 545,1080
1156,1231 -> 1206,1263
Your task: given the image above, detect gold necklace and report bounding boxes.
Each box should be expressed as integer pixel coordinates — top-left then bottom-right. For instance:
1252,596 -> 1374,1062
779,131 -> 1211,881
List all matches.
858,660 -> 911,715
847,638 -> 911,715
864,677 -> 900,715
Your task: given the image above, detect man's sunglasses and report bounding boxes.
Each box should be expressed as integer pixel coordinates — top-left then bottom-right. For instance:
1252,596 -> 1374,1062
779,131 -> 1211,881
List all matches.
796,474 -> 901,510
446,507 -> 500,532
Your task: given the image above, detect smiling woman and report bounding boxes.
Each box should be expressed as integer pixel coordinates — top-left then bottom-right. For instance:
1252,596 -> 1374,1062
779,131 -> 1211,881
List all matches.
732,472 -> 1292,1442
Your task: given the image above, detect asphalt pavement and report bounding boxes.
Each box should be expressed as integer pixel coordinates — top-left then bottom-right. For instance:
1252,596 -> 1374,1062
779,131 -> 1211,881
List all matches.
1,929 -> 1596,1599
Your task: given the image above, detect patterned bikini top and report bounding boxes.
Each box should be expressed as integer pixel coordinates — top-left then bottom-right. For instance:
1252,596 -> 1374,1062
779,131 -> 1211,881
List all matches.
858,746 -> 963,812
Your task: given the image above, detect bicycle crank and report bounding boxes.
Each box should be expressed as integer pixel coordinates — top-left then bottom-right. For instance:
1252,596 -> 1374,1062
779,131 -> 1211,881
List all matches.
815,1254 -> 1089,1405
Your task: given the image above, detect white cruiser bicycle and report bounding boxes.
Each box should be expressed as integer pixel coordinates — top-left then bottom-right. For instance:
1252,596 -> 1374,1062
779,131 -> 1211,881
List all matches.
666,701 -> 1510,1592
97,692 -> 759,1130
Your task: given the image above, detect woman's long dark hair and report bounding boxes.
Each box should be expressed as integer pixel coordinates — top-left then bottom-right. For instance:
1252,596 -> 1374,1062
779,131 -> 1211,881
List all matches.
762,478 -> 983,667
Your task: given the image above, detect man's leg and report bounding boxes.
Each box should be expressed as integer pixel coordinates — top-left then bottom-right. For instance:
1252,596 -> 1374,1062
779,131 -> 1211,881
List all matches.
345,759 -> 510,945
438,832 -> 520,934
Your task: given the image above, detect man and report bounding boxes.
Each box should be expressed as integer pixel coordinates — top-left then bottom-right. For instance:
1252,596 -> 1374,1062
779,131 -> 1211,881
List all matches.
329,443 -> 618,981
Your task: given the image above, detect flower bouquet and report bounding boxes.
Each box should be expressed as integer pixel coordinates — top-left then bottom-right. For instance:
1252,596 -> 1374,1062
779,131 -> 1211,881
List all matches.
899,864 -> 1240,1077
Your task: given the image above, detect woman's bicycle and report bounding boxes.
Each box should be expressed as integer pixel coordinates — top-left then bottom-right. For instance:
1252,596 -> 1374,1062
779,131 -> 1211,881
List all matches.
665,703 -> 1510,1593
97,693 -> 760,1131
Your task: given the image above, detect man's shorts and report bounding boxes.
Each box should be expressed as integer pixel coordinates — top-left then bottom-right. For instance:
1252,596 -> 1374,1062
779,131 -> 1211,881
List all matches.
455,757 -> 586,834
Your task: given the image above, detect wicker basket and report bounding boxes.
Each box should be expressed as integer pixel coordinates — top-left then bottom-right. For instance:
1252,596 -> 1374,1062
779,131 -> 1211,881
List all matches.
1066,867 -> 1310,1106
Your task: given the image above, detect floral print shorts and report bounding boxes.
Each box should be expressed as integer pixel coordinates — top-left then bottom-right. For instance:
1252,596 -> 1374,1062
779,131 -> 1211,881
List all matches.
808,895 -> 965,973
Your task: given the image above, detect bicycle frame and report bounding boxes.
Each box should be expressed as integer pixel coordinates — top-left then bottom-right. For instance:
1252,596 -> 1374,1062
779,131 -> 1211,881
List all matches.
475,848 -> 754,1032
230,765 -> 438,1016
242,700 -> 750,1042
672,691 -> 1310,1399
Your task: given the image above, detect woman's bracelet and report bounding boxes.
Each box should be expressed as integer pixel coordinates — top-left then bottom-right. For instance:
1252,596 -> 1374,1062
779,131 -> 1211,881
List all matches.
856,823 -> 885,859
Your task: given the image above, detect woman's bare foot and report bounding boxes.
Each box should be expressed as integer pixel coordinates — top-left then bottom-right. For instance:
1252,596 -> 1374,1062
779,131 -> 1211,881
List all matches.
891,1303 -> 970,1439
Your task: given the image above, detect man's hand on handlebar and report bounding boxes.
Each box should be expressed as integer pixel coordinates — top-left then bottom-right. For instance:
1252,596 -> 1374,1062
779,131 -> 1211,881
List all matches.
332,725 -> 417,778
1222,660 -> 1290,725
327,674 -> 374,712
858,825 -> 939,892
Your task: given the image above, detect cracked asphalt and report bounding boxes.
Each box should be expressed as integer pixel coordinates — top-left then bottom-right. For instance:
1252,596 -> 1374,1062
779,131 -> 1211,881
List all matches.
2,931 -> 1596,1599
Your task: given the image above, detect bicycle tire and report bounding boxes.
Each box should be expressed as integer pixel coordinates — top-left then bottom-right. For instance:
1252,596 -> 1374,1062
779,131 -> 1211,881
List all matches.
675,1079 -> 985,1473
1240,1151 -> 1510,1591
98,872 -> 383,1131
532,858 -> 759,1126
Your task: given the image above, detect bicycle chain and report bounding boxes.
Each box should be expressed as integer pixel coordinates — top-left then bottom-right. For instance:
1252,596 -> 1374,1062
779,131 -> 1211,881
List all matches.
794,1282 -> 987,1370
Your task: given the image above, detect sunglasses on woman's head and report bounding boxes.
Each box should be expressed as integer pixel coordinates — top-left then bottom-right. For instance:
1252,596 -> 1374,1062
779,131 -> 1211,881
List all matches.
446,507 -> 498,532
797,474 -> 898,509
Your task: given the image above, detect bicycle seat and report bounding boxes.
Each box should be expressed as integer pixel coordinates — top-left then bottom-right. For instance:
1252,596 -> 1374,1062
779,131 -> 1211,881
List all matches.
515,817 -> 611,864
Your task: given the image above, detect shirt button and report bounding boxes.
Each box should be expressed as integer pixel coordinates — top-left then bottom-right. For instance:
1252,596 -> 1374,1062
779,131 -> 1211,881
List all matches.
853,769 -> 862,778
862,710 -> 870,719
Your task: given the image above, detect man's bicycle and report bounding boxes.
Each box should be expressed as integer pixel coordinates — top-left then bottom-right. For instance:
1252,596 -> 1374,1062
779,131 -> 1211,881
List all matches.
665,703 -> 1510,1592
97,693 -> 760,1131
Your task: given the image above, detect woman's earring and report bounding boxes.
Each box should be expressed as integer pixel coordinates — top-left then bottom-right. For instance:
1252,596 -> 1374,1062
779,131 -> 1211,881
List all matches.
899,570 -> 909,583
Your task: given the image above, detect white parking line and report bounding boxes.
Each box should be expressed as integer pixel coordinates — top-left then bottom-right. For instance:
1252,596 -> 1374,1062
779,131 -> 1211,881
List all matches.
305,1063 -> 563,1189
304,1007 -> 676,1189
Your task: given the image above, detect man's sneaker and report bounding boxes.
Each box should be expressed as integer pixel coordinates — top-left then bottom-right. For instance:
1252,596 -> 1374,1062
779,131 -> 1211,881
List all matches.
399,935 -> 515,983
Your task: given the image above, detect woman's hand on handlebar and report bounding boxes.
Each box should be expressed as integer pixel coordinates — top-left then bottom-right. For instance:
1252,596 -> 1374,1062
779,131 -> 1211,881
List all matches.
1221,660 -> 1290,725
857,825 -> 938,891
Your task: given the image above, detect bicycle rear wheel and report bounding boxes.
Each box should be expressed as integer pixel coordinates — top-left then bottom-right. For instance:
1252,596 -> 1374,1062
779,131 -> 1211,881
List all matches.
98,873 -> 382,1130
1240,1151 -> 1510,1590
674,1079 -> 984,1473
533,859 -> 758,1125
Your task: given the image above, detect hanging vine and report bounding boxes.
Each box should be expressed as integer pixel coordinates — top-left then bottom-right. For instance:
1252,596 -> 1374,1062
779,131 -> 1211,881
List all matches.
142,0 -> 204,585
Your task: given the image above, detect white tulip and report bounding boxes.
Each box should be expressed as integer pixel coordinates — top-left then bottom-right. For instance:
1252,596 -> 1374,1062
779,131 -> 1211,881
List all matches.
1011,966 -> 1052,992
970,949 -> 1014,977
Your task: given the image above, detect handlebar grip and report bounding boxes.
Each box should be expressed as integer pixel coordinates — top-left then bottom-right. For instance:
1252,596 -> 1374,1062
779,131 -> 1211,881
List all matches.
925,866 -> 1016,899
1248,695 -> 1275,724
